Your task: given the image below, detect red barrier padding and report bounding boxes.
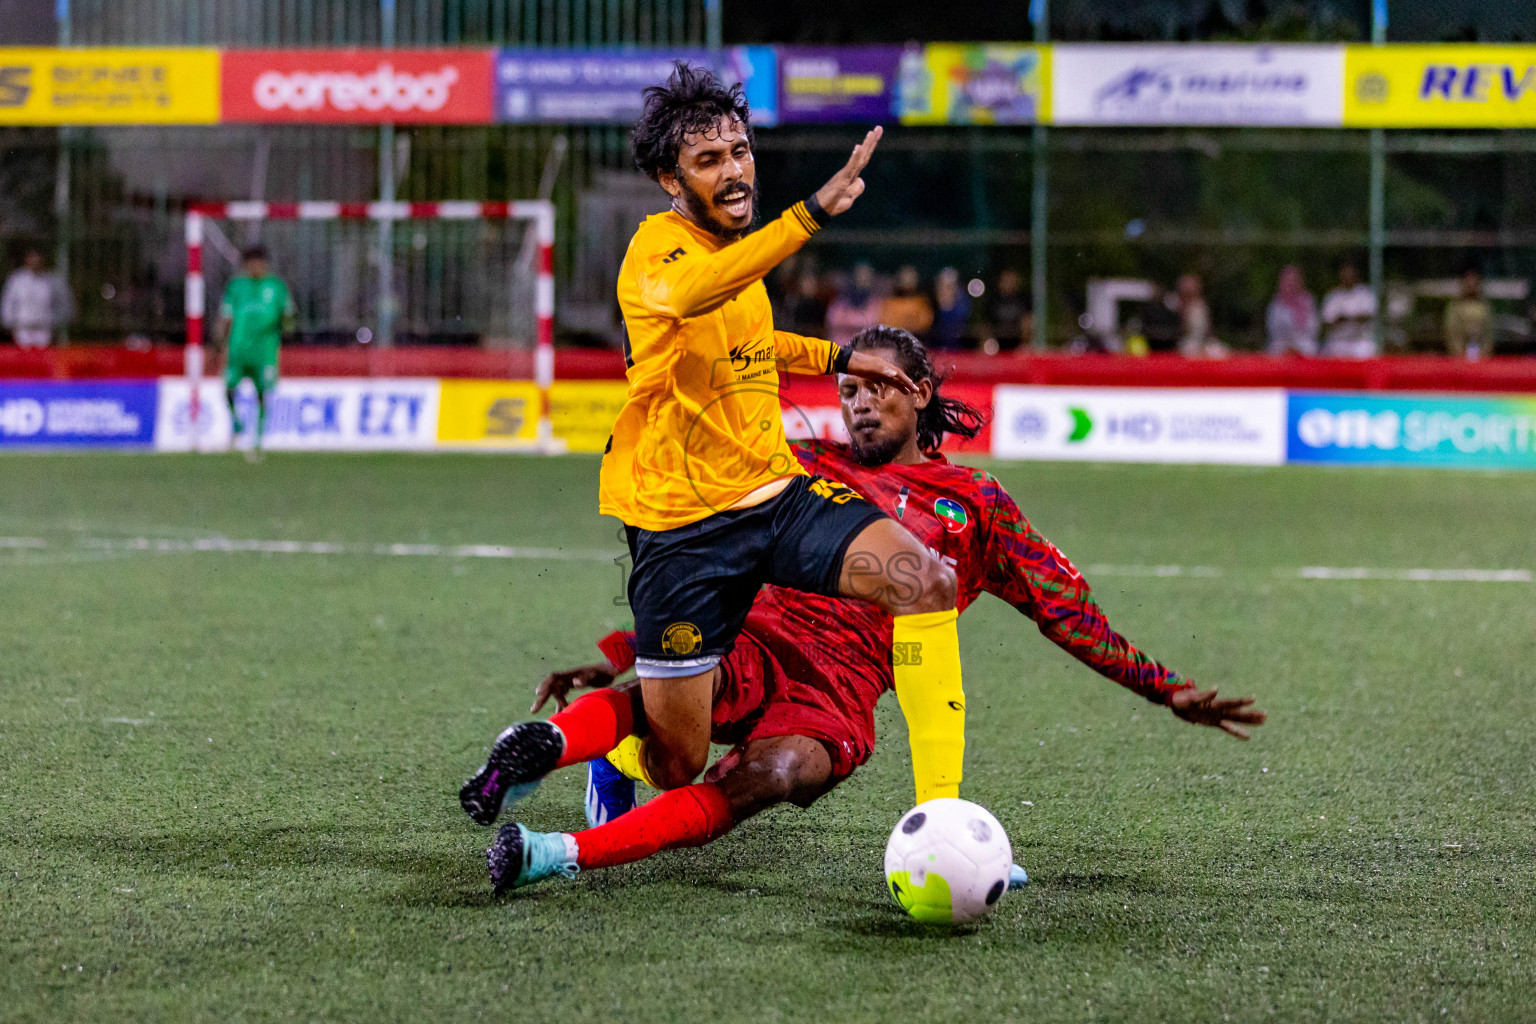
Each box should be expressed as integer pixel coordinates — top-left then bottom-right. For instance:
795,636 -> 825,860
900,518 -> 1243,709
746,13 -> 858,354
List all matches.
2,345 -> 1534,392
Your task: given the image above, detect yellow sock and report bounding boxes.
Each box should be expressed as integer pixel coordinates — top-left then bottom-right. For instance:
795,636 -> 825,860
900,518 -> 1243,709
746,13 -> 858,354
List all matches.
605,734 -> 659,790
891,608 -> 965,803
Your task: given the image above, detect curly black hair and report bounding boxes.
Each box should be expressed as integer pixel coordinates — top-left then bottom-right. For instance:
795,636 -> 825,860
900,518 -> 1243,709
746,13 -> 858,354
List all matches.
631,61 -> 753,182
848,325 -> 987,454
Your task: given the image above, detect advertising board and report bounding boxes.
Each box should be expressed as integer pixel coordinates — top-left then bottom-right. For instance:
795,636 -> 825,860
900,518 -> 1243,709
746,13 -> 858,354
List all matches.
155,378 -> 441,451
1287,391 -> 1536,469
1344,45 -> 1536,127
1052,44 -> 1343,126
222,50 -> 494,123
0,48 -> 219,124
992,386 -> 1287,465
0,381 -> 157,448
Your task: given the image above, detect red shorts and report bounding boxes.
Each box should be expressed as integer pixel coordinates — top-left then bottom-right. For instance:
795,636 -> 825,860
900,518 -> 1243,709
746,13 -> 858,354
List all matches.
702,609 -> 887,799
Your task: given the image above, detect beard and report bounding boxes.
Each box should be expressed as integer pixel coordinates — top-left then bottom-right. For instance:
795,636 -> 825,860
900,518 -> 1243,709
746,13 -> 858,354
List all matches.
848,429 -> 905,467
675,174 -> 760,242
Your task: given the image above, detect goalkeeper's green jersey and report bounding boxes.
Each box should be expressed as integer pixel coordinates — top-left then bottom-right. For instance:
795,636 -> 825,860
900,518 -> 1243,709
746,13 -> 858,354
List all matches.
220,274 -> 293,364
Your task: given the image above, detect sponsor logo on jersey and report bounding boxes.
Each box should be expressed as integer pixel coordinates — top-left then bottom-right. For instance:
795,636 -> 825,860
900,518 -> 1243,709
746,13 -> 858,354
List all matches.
934,497 -> 968,533
660,621 -> 703,656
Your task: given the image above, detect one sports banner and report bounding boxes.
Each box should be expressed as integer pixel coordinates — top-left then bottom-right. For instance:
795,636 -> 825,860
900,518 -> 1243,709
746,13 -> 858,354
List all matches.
0,381 -> 158,448
155,378 -> 441,451
221,49 -> 495,123
1051,44 -> 1343,126
1344,45 -> 1536,127
1287,391 -> 1536,470
0,48 -> 219,124
991,386 -> 1287,465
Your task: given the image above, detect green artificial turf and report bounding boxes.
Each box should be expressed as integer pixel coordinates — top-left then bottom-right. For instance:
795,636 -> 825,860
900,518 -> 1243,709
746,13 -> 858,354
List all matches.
1,453 -> 1533,1022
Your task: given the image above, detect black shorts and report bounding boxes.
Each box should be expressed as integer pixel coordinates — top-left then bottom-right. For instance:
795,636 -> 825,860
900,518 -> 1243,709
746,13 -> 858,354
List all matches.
625,475 -> 887,678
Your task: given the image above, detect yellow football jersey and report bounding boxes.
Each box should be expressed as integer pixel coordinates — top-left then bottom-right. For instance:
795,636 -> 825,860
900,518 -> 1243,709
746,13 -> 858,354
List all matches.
599,203 -> 841,531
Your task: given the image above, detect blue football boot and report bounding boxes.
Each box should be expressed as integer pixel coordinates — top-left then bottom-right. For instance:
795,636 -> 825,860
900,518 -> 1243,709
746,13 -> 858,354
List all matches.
585,757 -> 636,827
488,823 -> 579,894
1008,863 -> 1029,890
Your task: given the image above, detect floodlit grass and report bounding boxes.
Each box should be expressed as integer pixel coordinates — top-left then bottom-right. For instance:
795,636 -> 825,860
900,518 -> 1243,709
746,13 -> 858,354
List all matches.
1,453 -> 1533,1022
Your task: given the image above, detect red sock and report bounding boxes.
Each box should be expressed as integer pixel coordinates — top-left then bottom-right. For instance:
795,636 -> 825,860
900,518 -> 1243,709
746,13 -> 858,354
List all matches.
573,783 -> 735,870
549,689 -> 634,769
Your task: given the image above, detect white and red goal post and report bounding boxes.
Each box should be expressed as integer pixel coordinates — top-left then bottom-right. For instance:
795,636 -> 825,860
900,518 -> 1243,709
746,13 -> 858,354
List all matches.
184,199 -> 558,449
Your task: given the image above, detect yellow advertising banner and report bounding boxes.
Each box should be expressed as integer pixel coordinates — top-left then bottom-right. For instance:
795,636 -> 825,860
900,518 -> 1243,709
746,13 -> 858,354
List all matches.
0,48 -> 220,124
900,44 -> 1048,126
437,379 -> 626,453
1344,45 -> 1536,127
548,381 -> 629,454
437,379 -> 542,447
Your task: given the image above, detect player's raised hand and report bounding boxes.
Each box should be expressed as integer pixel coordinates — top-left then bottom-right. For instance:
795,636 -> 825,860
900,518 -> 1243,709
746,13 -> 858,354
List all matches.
531,662 -> 618,714
844,348 -> 918,395
1169,686 -> 1267,740
814,126 -> 883,218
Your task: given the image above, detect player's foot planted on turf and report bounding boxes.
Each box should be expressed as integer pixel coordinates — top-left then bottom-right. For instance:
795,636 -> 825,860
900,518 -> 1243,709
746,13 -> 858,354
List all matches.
488,823 -> 579,894
459,721 -> 567,825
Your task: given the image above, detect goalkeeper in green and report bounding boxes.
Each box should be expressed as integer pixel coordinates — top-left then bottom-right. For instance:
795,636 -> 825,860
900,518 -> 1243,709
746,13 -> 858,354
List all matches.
215,245 -> 294,456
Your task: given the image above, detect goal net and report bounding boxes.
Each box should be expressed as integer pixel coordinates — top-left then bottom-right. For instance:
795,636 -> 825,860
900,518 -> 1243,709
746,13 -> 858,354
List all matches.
184,200 -> 557,446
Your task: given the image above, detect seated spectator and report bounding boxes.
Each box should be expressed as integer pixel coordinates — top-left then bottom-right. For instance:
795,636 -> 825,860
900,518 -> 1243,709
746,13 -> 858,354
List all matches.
929,267 -> 971,351
879,265 -> 934,338
1175,273 -> 1226,358
1265,264 -> 1319,357
981,268 -> 1031,354
782,271 -> 826,337
825,263 -> 882,347
1320,262 -> 1377,359
1444,266 -> 1493,360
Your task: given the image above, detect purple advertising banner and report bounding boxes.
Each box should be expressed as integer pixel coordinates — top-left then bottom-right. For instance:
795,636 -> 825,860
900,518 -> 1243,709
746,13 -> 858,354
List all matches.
778,46 -> 903,124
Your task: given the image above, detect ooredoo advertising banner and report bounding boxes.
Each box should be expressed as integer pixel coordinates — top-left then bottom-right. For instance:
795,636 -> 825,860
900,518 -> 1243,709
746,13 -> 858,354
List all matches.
1344,45 -> 1536,127
496,49 -> 708,123
0,48 -> 219,124
221,49 -> 495,124
992,386 -> 1286,465
1051,44 -> 1343,126
1287,391 -> 1536,469
0,381 -> 157,447
778,46 -> 902,124
156,378 -> 441,451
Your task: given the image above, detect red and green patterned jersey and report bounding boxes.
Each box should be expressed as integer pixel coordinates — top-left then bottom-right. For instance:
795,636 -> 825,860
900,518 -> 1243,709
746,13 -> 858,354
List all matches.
738,439 -> 1191,708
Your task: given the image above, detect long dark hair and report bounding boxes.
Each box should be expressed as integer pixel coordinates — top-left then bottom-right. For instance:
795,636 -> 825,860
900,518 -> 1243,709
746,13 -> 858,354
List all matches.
631,61 -> 754,182
848,325 -> 987,454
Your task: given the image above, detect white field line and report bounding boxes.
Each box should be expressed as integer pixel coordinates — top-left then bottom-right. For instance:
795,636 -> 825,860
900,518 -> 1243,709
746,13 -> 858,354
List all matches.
0,536 -> 1529,581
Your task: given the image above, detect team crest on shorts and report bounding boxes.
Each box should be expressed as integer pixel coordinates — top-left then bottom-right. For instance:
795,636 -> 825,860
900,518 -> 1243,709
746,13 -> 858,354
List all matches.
934,497 -> 968,534
661,621 -> 703,655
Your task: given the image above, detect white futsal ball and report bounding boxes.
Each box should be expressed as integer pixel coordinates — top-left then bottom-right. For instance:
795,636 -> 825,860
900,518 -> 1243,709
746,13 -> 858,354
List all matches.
884,798 -> 1012,925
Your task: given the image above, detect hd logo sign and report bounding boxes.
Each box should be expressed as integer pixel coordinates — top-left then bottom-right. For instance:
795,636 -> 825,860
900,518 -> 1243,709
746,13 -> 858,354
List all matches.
1345,45 -> 1536,126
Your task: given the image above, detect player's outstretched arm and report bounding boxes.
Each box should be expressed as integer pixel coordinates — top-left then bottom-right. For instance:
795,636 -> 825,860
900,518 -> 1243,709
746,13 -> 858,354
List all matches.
977,475 -> 1266,737
1169,686 -> 1267,740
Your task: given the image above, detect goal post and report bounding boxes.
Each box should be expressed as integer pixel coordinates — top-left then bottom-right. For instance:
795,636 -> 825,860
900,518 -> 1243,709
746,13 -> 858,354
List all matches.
184,199 -> 559,450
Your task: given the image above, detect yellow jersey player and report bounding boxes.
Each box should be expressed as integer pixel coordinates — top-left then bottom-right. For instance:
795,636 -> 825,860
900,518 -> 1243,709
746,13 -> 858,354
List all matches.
461,63 -> 970,834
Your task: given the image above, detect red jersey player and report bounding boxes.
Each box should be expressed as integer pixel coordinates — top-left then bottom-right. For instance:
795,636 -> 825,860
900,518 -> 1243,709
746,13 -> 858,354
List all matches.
463,326 -> 1266,893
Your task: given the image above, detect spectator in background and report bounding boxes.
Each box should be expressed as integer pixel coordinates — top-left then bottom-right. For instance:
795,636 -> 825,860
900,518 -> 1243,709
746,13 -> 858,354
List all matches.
1174,273 -> 1225,358
981,268 -> 1031,354
1320,262 -> 1377,359
879,265 -> 933,338
1444,266 -> 1493,360
1265,264 -> 1319,357
825,262 -> 882,346
2,248 -> 66,348
929,267 -> 971,350
782,271 -> 826,337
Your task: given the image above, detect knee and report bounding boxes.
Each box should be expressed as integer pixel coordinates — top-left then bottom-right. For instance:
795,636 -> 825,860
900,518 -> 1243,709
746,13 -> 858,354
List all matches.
728,750 -> 809,814
909,560 -> 957,614
646,741 -> 708,791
